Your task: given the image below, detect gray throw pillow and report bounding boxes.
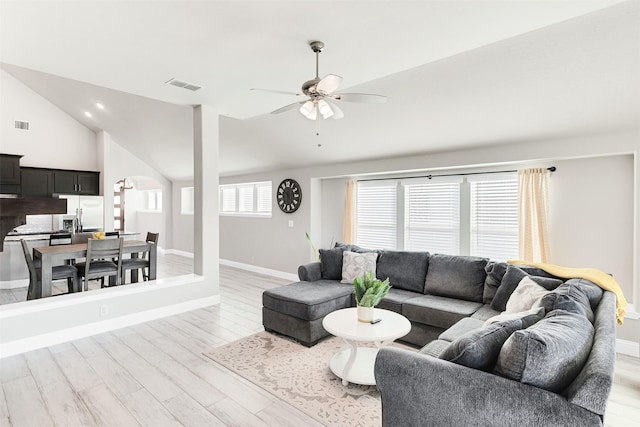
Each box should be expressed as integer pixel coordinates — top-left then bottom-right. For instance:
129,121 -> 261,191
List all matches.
495,310 -> 594,393
483,261 -> 509,304
376,250 -> 429,293
424,254 -> 489,302
439,309 -> 543,372
491,265 -> 563,311
534,291 -> 594,323
319,247 -> 344,280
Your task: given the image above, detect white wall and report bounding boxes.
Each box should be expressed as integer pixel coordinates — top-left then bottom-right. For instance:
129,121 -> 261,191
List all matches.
172,180 -> 195,253
97,132 -> 172,249
220,130 -> 640,343
0,69 -> 97,170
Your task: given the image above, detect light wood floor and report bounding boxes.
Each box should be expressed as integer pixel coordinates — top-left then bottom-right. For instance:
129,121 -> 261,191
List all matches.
0,255 -> 638,426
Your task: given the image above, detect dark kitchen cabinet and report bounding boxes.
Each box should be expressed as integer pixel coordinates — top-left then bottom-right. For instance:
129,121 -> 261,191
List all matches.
53,170 -> 99,195
21,167 -> 54,197
0,154 -> 22,194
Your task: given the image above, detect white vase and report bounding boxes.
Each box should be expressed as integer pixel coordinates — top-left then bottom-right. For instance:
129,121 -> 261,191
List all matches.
357,305 -> 375,323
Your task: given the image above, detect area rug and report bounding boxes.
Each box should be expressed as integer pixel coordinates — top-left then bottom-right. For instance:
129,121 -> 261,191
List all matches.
204,331 -> 411,427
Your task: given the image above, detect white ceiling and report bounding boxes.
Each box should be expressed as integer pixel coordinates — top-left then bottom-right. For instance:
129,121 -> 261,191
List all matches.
1,1 -> 638,180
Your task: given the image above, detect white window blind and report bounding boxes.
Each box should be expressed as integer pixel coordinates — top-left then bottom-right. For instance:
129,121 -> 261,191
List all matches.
356,181 -> 397,250
220,186 -> 236,212
237,185 -> 254,212
256,182 -> 272,213
219,181 -> 272,216
470,176 -> 518,261
404,181 -> 460,255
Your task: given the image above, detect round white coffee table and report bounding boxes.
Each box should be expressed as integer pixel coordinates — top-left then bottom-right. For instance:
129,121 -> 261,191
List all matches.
322,307 -> 411,386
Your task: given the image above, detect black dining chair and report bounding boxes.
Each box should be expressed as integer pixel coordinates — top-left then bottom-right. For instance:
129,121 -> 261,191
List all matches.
75,237 -> 124,291
49,233 -> 72,246
104,231 -> 120,239
121,232 -> 158,284
20,239 -> 79,300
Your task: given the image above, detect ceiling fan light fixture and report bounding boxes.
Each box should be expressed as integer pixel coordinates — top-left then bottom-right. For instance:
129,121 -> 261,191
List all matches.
300,100 -> 315,117
317,99 -> 331,115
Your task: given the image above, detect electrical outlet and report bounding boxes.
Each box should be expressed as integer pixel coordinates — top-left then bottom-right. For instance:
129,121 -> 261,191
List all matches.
99,305 -> 109,317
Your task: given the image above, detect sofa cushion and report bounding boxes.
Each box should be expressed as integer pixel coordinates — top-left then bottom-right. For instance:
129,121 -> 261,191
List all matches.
438,317 -> 485,342
262,281 -> 353,321
340,251 -> 378,284
377,288 -> 423,314
482,261 -> 509,304
439,319 -> 525,372
419,339 -> 450,358
424,254 -> 489,302
319,247 -> 344,280
470,304 -> 502,321
376,250 -> 429,293
484,307 -> 545,327
402,295 -> 483,329
505,276 -> 551,313
562,278 -> 604,309
495,309 -> 594,393
491,265 -> 563,311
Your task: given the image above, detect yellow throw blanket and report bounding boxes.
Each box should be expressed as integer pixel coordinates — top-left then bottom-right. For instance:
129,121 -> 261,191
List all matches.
508,260 -> 628,325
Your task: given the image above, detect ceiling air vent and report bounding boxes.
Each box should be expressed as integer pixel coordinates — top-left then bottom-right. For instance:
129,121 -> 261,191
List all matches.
15,120 -> 29,130
165,78 -> 203,92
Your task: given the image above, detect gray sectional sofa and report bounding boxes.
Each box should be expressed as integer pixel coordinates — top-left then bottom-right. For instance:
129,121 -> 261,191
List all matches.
261,243 -> 616,426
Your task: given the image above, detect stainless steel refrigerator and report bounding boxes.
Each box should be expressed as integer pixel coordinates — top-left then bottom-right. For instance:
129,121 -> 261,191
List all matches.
59,195 -> 104,232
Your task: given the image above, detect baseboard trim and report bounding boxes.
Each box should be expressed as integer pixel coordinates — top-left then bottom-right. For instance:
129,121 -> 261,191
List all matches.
0,294 -> 220,358
220,259 -> 298,282
616,338 -> 640,357
0,279 -> 28,290
163,249 -> 194,258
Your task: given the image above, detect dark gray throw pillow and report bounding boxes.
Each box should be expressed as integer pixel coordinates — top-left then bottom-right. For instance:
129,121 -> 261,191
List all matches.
376,250 -> 429,293
319,247 -> 343,280
491,265 -> 563,311
439,317 -> 530,372
483,261 -> 509,304
534,285 -> 595,323
424,254 -> 489,302
495,310 -> 594,393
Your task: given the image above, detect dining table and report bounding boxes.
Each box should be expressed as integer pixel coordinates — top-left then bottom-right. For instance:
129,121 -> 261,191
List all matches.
33,239 -> 157,298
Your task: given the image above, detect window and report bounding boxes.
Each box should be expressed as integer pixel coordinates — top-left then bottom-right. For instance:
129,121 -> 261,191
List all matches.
219,181 -> 272,217
404,180 -> 460,255
356,181 -> 397,250
355,173 -> 518,258
470,176 -> 518,261
181,187 -> 194,215
146,190 -> 162,212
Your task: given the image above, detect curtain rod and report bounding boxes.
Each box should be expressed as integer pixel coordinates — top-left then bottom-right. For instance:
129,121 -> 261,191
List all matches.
357,166 -> 556,183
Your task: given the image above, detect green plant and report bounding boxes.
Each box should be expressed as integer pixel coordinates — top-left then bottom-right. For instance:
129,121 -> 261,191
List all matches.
353,271 -> 391,308
305,232 -> 319,261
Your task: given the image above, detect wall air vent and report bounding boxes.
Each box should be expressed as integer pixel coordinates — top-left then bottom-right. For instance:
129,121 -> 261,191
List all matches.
15,120 -> 29,130
165,78 -> 203,92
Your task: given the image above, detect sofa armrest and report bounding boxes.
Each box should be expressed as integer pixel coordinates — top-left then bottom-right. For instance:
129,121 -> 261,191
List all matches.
298,262 -> 322,281
374,348 -> 603,427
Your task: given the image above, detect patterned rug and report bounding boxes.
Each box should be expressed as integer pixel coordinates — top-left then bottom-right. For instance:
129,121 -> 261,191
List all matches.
204,331 -> 411,427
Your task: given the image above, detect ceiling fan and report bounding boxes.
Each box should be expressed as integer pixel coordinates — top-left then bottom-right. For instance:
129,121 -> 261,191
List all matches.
253,41 -> 386,120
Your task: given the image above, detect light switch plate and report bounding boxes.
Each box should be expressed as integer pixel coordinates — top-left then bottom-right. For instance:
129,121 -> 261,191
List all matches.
288,220 -> 294,228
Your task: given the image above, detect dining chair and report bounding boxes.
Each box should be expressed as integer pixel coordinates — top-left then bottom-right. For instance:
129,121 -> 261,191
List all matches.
121,232 -> 158,284
75,237 -> 124,291
20,239 -> 79,300
104,231 -> 120,239
49,233 -> 72,246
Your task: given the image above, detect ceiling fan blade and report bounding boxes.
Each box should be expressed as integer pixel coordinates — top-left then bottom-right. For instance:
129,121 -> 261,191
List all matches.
325,99 -> 344,120
251,88 -> 302,96
271,101 -> 305,114
333,93 -> 387,103
316,74 -> 342,94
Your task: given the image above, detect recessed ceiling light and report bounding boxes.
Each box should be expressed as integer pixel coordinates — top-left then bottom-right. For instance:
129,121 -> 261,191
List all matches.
84,112 -> 92,118
96,103 -> 104,110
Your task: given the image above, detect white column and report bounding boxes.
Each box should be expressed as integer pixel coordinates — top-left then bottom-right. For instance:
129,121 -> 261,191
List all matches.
193,105 -> 219,292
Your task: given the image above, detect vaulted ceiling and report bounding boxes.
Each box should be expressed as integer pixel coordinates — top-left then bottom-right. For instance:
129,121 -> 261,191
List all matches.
1,1 -> 638,180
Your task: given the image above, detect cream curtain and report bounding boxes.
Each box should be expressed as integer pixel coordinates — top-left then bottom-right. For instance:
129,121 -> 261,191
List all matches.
518,168 -> 551,262
342,179 -> 357,244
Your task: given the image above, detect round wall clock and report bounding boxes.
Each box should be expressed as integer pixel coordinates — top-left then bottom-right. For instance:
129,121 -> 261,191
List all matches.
277,179 -> 302,213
